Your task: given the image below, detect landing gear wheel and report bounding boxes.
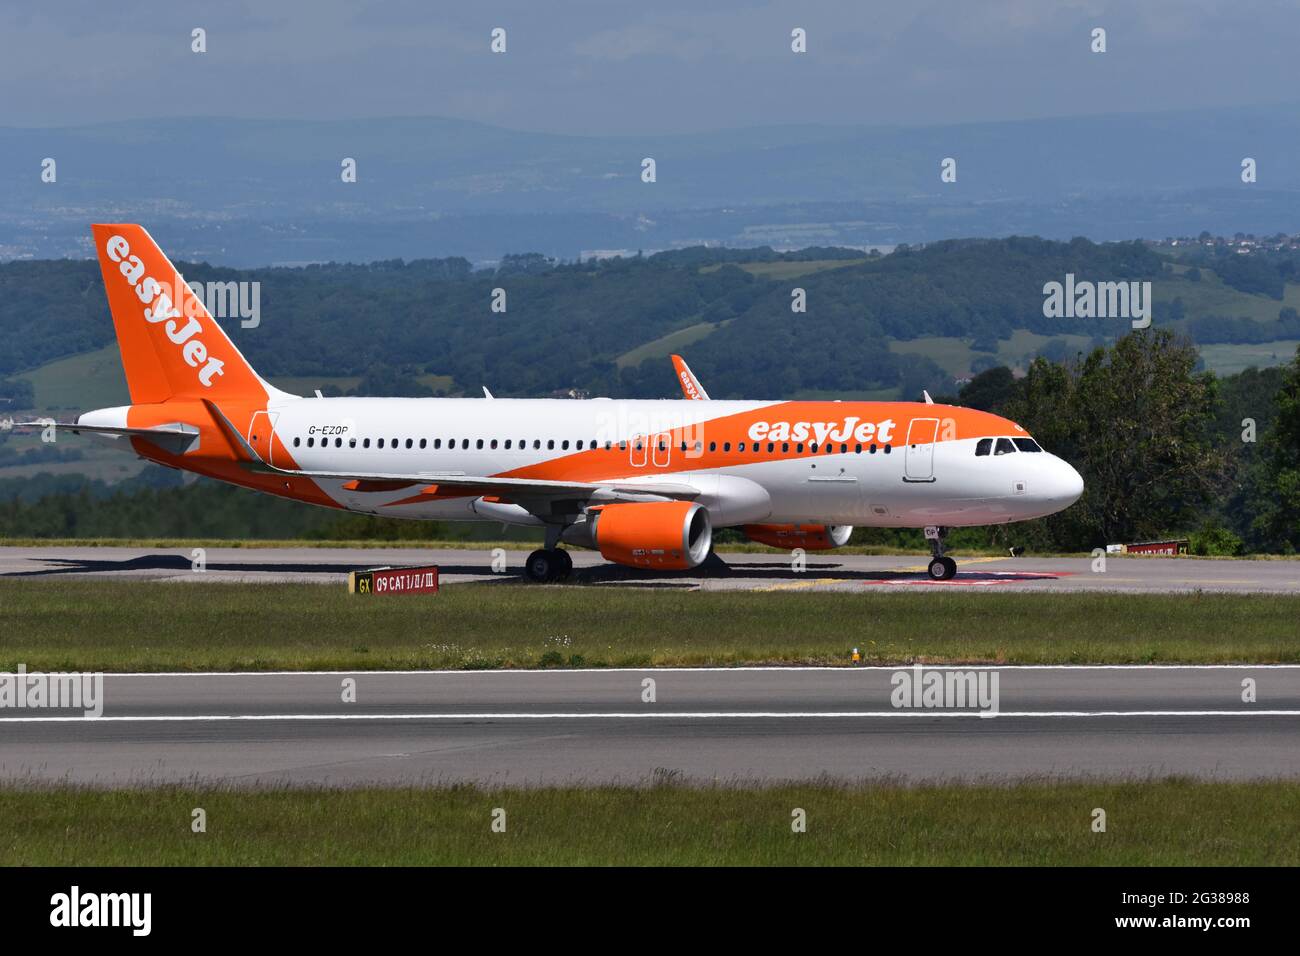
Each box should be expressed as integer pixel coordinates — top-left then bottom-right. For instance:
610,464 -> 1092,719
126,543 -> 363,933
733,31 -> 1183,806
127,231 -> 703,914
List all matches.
553,548 -> 573,581
524,548 -> 572,583
524,549 -> 557,583
927,556 -> 957,581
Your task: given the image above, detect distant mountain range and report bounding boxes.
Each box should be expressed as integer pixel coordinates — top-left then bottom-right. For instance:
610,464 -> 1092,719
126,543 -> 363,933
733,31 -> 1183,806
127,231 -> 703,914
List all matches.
3,106 -> 1299,264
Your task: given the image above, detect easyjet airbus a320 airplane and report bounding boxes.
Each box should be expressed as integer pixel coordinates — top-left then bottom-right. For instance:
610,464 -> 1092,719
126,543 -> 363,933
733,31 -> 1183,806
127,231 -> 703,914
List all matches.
19,225 -> 1084,582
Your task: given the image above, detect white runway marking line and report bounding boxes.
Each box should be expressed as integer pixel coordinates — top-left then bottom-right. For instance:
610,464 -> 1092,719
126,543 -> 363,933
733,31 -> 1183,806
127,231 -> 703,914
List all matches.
3,710 -> 1300,723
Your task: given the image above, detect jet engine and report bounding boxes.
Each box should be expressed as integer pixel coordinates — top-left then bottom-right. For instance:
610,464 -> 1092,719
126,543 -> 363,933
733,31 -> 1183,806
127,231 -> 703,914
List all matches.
590,501 -> 713,570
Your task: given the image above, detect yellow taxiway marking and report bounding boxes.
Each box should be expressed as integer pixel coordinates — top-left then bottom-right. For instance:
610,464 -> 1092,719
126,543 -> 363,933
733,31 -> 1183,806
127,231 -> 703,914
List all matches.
887,556 -> 1007,573
758,578 -> 842,592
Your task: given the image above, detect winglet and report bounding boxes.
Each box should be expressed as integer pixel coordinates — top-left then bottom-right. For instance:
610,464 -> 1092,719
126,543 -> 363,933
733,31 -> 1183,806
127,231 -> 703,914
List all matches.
923,390 -> 935,405
671,354 -> 710,400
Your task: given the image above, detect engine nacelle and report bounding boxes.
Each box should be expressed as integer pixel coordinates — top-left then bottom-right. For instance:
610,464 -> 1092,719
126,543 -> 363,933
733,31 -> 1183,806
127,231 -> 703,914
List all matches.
742,523 -> 853,550
591,501 -> 713,570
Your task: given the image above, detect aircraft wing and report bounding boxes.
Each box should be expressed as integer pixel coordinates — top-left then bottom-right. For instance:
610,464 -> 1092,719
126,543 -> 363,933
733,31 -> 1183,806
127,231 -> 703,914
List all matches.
258,466 -> 702,502
670,354 -> 710,400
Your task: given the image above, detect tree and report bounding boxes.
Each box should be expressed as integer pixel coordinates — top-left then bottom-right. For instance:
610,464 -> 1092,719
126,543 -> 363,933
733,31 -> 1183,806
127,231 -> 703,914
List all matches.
957,366 -> 1019,413
1004,329 -> 1224,549
1249,346 -> 1300,552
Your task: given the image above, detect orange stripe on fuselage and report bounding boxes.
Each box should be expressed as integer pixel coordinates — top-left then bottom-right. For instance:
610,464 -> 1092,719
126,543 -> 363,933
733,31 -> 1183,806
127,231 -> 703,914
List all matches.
496,401 -> 1019,483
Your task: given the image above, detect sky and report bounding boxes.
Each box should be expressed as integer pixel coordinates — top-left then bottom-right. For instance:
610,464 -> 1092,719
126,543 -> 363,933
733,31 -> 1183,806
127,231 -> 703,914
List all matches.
2,0 -> 1298,133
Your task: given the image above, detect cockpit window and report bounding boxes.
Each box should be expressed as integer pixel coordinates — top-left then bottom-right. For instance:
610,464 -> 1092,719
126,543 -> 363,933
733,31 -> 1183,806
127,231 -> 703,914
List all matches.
1013,438 -> 1043,453
975,438 -> 993,457
995,438 -> 1016,456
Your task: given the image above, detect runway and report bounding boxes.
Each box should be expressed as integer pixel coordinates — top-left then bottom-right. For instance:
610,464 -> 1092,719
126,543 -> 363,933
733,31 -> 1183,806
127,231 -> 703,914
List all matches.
2,667 -> 1297,786
2,546 -> 1298,592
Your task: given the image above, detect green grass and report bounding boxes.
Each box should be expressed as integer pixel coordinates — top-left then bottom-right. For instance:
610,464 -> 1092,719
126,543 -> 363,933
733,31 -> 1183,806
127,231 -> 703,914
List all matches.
15,344 -> 130,413
1154,270 -> 1300,324
615,319 -> 724,368
889,331 -> 1098,379
0,779 -> 1295,865
1196,340 -> 1300,376
1,581 -> 1295,671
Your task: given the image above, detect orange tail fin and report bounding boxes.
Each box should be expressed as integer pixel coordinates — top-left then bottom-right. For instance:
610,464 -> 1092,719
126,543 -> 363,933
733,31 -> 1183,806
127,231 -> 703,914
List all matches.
92,224 -> 275,405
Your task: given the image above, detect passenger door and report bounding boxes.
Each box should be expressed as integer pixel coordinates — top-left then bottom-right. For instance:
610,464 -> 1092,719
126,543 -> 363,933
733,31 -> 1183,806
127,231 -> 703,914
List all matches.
903,417 -> 939,482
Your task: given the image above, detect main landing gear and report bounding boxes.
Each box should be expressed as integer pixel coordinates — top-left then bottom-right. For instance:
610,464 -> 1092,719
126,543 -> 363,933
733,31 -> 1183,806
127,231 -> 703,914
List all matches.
524,527 -> 574,583
524,548 -> 573,583
925,525 -> 957,581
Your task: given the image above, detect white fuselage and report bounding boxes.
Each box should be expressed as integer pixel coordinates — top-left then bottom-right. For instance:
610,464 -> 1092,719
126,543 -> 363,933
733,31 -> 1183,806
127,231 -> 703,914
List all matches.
257,395 -> 1084,529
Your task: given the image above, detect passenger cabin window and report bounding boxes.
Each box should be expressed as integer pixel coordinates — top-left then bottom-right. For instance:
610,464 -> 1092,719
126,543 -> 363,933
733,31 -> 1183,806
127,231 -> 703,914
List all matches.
995,438 -> 1016,456
975,438 -> 993,456
1013,438 -> 1043,453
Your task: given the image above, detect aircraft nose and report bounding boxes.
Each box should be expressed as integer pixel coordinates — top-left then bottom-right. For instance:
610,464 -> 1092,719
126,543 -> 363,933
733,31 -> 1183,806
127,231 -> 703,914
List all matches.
1051,456 -> 1084,507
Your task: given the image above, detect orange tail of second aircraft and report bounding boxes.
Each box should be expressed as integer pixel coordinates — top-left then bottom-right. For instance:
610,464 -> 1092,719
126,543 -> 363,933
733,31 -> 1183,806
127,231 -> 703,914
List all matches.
91,223 -> 276,406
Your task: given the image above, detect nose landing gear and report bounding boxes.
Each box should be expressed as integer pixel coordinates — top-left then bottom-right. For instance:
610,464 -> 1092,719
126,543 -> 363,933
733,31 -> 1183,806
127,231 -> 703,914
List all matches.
924,526 -> 957,581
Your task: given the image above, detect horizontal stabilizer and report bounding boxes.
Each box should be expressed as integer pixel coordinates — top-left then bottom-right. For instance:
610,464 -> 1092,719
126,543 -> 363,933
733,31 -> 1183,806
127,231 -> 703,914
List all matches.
9,420 -> 200,454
